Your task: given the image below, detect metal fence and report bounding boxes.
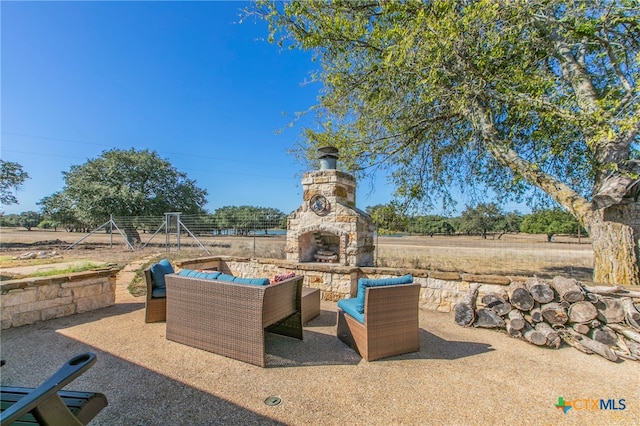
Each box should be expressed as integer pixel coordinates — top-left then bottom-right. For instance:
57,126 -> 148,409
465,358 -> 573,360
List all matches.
67,213 -> 288,258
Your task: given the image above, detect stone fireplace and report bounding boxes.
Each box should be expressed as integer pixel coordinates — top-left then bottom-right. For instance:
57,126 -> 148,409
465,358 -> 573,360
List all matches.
285,147 -> 375,266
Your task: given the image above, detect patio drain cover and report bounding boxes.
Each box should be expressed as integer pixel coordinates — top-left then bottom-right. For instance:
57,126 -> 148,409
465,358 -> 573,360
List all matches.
264,396 -> 281,406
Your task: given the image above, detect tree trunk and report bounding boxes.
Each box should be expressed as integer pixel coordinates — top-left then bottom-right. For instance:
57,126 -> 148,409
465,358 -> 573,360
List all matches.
526,278 -> 555,304
568,301 -> 598,323
589,213 -> 640,286
474,308 -> 505,328
551,276 -> 585,303
122,224 -> 142,246
507,282 -> 534,311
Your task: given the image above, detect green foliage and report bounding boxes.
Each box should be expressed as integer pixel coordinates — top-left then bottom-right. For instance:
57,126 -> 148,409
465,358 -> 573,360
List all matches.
256,0 -> 639,214
19,211 -> 42,231
40,149 -> 208,227
0,214 -> 20,227
457,203 -> 504,238
37,192 -> 81,231
366,202 -> 407,232
406,215 -> 454,235
29,262 -> 101,277
0,160 -> 29,206
209,206 -> 287,235
520,208 -> 584,241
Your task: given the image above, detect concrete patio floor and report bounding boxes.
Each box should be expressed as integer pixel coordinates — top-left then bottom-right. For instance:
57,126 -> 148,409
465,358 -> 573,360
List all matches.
1,273 -> 638,426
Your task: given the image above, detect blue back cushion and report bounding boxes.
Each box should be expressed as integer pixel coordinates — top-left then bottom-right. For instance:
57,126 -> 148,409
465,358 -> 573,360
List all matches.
150,259 -> 174,289
355,275 -> 414,314
178,269 -> 221,280
216,273 -> 236,282
232,277 -> 270,286
177,270 -> 267,285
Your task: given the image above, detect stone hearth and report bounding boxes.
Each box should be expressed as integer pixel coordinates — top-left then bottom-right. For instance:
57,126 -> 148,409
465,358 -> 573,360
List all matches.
285,147 -> 375,267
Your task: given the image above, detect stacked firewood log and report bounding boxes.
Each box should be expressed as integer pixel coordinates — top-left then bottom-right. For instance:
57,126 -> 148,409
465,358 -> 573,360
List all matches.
454,276 -> 640,362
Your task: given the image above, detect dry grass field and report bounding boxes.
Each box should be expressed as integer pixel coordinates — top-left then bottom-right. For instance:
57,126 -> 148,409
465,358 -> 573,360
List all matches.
0,228 -> 593,281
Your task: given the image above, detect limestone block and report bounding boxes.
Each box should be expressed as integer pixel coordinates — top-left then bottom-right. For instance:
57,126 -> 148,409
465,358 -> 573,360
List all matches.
41,304 -> 76,321
58,287 -> 73,298
71,283 -> 105,299
333,186 -> 347,198
420,301 -> 441,312
425,278 -> 447,290
308,275 -> 324,286
420,287 -> 440,303
413,277 -> 428,288
102,277 -> 116,294
336,215 -> 357,223
62,277 -> 104,289
1,288 -> 38,307
322,291 -> 342,302
17,297 -> 74,314
12,310 -> 41,327
38,284 -> 61,301
1,319 -> 12,330
1,305 -> 15,321
330,278 -> 352,295
76,293 -> 115,313
436,301 -> 453,313
478,284 -> 509,300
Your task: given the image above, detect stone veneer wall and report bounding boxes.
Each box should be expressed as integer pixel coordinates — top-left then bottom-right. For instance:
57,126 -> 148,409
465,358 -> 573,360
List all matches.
1,268 -> 119,329
285,169 -> 376,266
177,256 -> 527,312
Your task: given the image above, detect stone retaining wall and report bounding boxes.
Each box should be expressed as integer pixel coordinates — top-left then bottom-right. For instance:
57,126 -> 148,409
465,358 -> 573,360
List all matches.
1,268 -> 120,329
177,256 -> 530,313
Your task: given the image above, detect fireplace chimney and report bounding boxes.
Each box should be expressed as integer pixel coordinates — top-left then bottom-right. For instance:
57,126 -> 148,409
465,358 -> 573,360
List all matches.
318,146 -> 339,170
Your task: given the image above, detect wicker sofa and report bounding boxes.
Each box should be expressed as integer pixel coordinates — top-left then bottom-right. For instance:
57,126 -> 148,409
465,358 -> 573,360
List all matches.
164,272 -> 303,367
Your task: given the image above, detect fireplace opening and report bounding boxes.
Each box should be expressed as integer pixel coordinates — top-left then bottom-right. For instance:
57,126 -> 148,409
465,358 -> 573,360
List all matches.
298,231 -> 342,263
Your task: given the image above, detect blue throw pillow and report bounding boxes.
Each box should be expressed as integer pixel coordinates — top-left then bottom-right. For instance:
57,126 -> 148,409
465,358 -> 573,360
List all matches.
150,259 -> 174,289
355,275 -> 414,314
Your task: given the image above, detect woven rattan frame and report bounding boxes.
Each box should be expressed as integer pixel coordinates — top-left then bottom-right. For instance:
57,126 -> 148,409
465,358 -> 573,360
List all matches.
337,283 -> 420,361
164,274 -> 303,367
144,268 -> 166,323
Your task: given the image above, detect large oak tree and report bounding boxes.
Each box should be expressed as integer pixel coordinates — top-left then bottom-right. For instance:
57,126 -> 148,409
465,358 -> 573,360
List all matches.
40,149 -> 208,244
256,0 -> 640,285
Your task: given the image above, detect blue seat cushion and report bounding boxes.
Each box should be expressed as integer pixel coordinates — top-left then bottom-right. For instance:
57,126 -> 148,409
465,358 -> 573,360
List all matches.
151,287 -> 166,298
150,259 -> 174,289
355,275 -> 414,314
338,298 -> 365,324
178,269 -> 221,280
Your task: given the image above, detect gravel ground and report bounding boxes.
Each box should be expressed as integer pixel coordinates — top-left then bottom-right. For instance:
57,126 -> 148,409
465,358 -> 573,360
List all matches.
1,265 -> 638,426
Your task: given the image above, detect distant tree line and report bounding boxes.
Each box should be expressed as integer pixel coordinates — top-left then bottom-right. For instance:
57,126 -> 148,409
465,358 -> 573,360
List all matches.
0,206 -> 287,236
366,203 -> 586,242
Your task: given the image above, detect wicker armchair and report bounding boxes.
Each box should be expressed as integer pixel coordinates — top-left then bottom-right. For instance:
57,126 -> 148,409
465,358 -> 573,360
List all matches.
144,267 -> 166,323
337,282 -> 420,361
164,274 -> 303,367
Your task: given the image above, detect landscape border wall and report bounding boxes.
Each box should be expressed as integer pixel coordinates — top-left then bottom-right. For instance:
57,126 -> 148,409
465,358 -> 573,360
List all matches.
177,256 -> 532,312
1,268 -> 120,329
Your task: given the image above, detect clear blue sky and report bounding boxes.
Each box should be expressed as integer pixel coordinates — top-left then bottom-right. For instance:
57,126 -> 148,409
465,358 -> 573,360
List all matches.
2,1 -> 527,217
1,0 -> 397,216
